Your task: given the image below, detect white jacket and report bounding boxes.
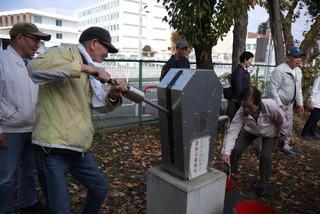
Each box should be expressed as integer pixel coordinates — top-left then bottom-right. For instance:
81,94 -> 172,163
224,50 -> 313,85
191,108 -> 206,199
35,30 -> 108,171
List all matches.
309,75 -> 320,109
269,63 -> 303,106
0,45 -> 38,133
221,99 -> 288,156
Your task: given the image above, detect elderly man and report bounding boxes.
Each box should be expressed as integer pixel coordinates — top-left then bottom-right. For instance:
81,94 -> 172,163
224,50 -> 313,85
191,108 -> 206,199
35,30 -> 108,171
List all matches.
269,46 -> 305,156
28,27 -> 127,214
0,22 -> 50,213
159,39 -> 190,81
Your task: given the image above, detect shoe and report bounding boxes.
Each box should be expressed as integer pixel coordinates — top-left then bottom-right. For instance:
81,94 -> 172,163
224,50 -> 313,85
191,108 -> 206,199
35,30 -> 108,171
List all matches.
256,185 -> 268,196
20,201 -> 47,213
301,135 -> 314,141
312,135 -> 320,141
280,147 -> 297,156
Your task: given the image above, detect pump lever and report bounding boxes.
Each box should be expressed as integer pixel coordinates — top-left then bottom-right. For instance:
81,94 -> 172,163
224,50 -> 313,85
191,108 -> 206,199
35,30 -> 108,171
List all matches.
107,78 -> 169,114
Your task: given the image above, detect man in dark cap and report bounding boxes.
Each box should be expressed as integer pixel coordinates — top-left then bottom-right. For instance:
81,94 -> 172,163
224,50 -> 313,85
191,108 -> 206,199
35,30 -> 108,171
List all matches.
159,39 -> 190,81
0,22 -> 50,213
269,46 -> 305,156
27,26 -> 127,213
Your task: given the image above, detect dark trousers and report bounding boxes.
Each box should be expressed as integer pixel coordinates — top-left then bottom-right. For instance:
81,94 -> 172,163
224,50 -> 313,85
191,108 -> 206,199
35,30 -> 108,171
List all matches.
301,108 -> 320,137
230,130 -> 276,187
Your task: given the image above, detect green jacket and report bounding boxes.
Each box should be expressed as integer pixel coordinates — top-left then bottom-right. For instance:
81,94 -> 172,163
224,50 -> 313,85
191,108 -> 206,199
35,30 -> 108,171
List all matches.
28,45 -> 120,152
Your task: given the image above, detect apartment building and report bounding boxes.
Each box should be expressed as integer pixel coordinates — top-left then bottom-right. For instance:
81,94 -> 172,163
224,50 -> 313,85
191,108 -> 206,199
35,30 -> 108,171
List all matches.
0,9 -> 79,51
76,0 -> 171,59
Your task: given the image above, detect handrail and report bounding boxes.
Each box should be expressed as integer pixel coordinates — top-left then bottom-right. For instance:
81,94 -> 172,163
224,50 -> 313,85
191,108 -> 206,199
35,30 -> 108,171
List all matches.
142,84 -> 158,114
103,58 -> 276,67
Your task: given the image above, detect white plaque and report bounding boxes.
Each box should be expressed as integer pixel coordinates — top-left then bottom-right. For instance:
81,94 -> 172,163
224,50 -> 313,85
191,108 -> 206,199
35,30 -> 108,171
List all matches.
189,136 -> 210,179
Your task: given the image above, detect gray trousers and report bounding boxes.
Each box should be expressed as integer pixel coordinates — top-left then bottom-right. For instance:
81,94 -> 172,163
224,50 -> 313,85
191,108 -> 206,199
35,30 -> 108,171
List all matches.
230,130 -> 276,186
283,103 -> 293,148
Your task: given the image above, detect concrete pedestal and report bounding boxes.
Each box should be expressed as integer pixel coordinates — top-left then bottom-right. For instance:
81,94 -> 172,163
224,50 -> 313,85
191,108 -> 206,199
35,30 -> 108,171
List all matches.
147,166 -> 226,214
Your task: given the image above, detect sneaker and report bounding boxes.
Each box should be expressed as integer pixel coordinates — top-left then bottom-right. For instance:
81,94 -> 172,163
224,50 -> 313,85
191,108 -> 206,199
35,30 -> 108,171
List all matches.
256,185 -> 268,196
20,201 -> 47,213
280,147 -> 297,156
301,135 -> 314,141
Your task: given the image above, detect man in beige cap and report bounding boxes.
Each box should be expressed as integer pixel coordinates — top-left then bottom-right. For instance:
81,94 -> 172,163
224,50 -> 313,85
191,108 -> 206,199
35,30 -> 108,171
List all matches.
0,22 -> 50,213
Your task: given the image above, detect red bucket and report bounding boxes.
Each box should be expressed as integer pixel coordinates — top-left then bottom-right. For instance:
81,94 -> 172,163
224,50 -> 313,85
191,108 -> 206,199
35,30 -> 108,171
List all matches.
226,176 -> 235,191
234,201 -> 277,214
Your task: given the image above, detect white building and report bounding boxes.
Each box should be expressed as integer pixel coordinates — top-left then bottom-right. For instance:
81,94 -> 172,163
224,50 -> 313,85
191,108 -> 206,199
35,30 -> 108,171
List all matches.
210,29 -> 275,66
76,0 -> 172,59
0,9 -> 79,50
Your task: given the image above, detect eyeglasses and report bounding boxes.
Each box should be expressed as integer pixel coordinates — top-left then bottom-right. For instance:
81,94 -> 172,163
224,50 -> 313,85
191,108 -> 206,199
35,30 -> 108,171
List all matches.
23,34 -> 41,44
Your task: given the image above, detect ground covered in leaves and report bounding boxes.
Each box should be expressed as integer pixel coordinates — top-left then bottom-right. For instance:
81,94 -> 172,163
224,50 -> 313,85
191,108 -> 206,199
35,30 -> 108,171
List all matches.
16,116 -> 320,214
70,117 -> 319,214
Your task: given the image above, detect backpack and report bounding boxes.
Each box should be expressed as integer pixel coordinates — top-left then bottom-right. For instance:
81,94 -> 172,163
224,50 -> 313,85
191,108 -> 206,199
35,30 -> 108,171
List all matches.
223,73 -> 233,100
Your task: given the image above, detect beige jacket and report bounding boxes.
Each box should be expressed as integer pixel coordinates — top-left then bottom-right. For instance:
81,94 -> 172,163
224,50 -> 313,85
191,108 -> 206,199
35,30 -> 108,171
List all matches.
28,45 -> 121,152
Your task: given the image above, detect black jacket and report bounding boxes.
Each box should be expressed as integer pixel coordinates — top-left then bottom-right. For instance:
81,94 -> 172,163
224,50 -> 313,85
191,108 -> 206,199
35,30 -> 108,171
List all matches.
231,64 -> 251,100
160,55 -> 190,81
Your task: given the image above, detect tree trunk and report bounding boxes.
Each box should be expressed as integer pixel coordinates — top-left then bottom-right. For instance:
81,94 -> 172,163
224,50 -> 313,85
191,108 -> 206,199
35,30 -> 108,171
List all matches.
300,16 -> 320,61
194,46 -> 213,69
281,13 -> 294,50
280,0 -> 298,50
267,0 -> 285,65
232,12 -> 248,73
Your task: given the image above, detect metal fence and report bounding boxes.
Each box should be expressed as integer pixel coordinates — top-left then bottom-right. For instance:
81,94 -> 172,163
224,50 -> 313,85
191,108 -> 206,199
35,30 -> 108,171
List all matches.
93,59 -> 275,131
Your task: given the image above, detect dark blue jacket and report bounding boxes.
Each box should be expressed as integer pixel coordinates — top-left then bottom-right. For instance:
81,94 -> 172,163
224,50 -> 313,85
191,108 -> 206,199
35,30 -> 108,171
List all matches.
231,64 -> 251,100
160,55 -> 190,80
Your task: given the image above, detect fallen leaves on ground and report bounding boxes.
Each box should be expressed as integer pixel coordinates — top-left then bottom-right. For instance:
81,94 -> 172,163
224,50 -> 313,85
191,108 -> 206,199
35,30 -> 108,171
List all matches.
16,115 -> 320,214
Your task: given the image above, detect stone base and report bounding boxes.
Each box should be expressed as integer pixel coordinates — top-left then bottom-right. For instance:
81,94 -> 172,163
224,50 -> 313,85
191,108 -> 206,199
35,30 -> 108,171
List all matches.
147,166 -> 226,214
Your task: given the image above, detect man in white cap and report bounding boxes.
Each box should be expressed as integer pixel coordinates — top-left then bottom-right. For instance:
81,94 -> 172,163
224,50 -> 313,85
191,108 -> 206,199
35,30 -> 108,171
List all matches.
0,22 -> 50,213
160,39 -> 190,80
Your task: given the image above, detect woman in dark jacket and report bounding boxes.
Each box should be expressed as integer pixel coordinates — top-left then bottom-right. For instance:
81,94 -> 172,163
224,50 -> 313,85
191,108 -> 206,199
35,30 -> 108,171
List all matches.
231,51 -> 254,113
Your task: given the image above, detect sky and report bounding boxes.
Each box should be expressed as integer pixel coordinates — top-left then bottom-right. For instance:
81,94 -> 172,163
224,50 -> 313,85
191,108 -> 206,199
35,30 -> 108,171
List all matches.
0,0 -> 310,42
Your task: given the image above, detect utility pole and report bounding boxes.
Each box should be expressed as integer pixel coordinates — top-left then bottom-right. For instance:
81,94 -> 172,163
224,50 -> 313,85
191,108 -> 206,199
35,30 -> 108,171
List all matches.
138,0 -> 143,59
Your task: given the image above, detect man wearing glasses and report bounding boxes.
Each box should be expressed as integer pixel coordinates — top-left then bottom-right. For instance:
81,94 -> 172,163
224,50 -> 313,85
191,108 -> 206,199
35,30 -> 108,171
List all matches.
269,46 -> 305,156
27,27 -> 127,213
0,22 -> 50,213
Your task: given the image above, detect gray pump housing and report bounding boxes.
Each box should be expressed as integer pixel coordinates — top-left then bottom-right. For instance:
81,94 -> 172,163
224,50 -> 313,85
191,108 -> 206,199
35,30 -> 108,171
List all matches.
157,68 -> 222,180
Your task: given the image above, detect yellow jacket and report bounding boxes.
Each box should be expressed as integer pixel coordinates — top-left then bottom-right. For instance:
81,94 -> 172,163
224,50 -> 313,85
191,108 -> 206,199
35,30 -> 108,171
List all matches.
28,45 -> 120,152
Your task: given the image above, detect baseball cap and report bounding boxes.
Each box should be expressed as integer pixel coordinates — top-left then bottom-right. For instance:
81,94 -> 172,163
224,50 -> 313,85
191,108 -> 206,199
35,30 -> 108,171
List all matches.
10,22 -> 51,41
79,27 -> 118,53
176,39 -> 188,49
287,46 -> 304,57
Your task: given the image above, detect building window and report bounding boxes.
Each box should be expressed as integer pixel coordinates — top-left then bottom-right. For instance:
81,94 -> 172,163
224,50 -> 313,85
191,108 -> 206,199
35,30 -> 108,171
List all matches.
5,16 -> 8,26
17,16 -> 20,22
10,16 -> 14,25
56,33 -> 63,39
34,15 -> 42,23
252,44 -> 256,50
23,15 -> 26,21
56,19 -> 62,26
0,18 -> 2,27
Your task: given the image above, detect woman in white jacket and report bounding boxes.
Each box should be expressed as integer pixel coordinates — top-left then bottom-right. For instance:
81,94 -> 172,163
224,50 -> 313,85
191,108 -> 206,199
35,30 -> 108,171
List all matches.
221,86 -> 288,196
